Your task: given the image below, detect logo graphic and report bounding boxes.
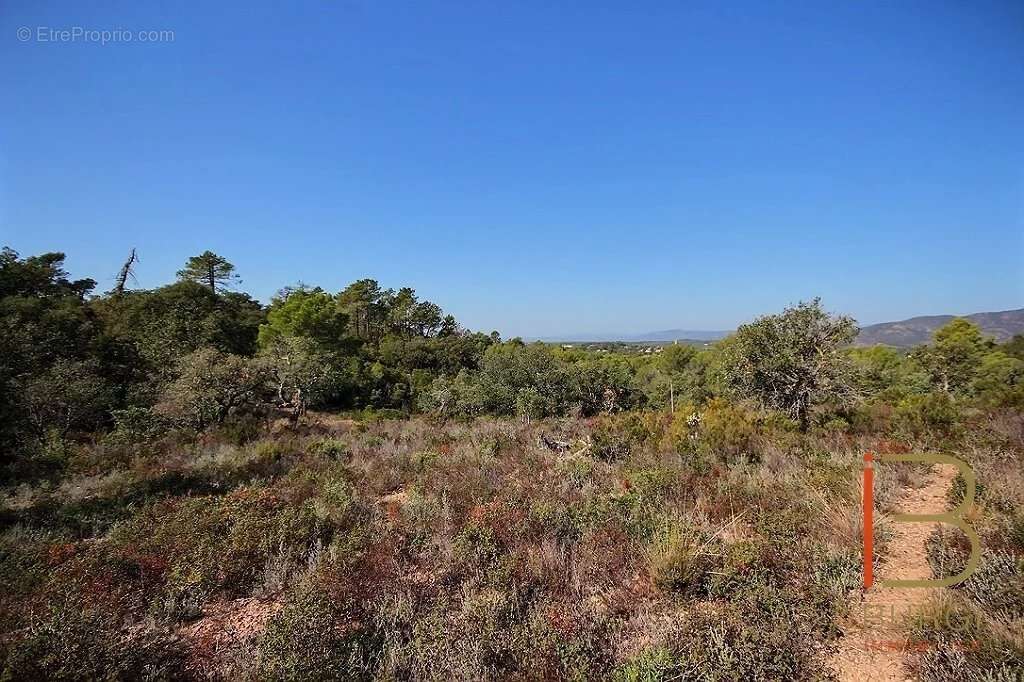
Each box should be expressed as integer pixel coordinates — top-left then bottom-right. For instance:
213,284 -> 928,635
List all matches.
862,451 -> 980,589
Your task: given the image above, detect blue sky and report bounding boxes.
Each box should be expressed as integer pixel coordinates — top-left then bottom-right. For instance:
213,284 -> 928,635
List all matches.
2,1 -> 1021,337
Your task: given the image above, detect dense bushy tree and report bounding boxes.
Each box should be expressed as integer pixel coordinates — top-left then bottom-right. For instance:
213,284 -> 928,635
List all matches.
260,336 -> 343,419
847,345 -> 928,399
95,281 -> 264,375
258,287 -> 351,352
476,342 -> 571,417
912,318 -> 989,394
0,248 -> 95,299
337,279 -> 389,342
636,343 -> 700,410
419,369 -> 487,417
259,281 -> 484,411
0,249 -> 107,467
970,351 -> 1024,408
1002,335 -> 1024,361
156,347 -> 267,429
567,352 -> 641,414
420,342 -> 647,419
724,299 -> 858,429
5,243 -> 1019,486
846,320 -> 1023,412
25,359 -> 114,438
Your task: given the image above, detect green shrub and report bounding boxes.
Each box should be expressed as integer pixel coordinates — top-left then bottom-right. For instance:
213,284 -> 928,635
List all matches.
612,601 -> 826,680
927,529 -> 1024,622
590,412 -> 664,462
908,594 -> 1024,682
217,409 -> 267,444
668,399 -> 759,463
154,348 -> 267,431
646,523 -> 716,595
0,598 -> 185,681
848,399 -> 894,434
248,589 -> 378,680
107,488 -> 330,621
893,392 -> 961,440
705,539 -> 778,598
0,527 -> 54,633
105,407 -> 166,445
946,471 -> 986,508
612,647 -> 675,682
960,552 -> 1024,622
308,437 -> 349,460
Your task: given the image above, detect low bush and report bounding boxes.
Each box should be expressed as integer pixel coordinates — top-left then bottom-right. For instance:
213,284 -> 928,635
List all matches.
646,523 -> 717,595
893,392 -> 961,441
907,594 -> 1024,682
106,487 -> 333,621
246,587 -> 379,680
667,399 -> 760,464
613,600 -> 827,680
0,598 -> 186,680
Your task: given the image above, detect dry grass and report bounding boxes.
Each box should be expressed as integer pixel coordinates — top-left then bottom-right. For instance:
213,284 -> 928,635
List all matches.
1,406 -> 1020,680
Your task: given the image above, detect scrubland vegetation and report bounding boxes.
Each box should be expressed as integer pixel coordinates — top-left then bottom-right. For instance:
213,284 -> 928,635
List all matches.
1,247 -> 1021,680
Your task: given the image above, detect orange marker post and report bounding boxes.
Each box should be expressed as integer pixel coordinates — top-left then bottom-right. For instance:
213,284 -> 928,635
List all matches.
863,451 -> 874,589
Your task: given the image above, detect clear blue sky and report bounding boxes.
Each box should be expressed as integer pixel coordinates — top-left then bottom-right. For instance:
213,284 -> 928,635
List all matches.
2,1 -> 1021,337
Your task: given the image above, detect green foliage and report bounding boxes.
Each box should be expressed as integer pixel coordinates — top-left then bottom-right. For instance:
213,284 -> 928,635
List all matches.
646,522 -> 715,594
476,342 -> 572,418
421,342 -> 646,420
25,358 -> 115,438
971,351 -> 1024,408
848,345 -> 927,399
667,398 -> 760,463
1001,334 -> 1024,361
0,597 -> 185,680
258,287 -> 350,352
913,318 -> 990,395
611,599 -> 826,680
175,250 -> 239,293
308,437 -> 349,460
696,398 -> 758,461
249,588 -> 378,680
106,406 -> 167,444
0,249 -> 105,470
893,392 -> 961,440
590,412 -> 664,462
108,486 -> 335,621
260,335 -> 344,417
155,347 -> 268,430
724,299 -> 858,429
96,280 -> 264,368
612,648 -> 676,682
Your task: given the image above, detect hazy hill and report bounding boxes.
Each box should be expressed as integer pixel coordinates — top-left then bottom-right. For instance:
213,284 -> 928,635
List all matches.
539,308 -> 1022,347
855,308 -> 1024,347
533,330 -> 729,343
630,329 -> 730,342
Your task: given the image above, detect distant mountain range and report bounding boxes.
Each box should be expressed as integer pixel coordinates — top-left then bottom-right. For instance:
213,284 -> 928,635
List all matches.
854,308 -> 1024,347
535,307 -> 1023,347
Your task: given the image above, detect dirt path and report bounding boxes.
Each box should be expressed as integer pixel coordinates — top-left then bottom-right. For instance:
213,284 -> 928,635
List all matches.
829,463 -> 957,681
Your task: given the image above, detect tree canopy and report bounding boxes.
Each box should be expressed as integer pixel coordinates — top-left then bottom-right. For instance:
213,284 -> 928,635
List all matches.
723,298 -> 858,429
176,250 -> 239,293
3,244 -> 1020,483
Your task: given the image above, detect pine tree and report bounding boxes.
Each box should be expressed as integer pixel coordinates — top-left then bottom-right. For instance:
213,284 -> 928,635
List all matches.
176,251 -> 238,293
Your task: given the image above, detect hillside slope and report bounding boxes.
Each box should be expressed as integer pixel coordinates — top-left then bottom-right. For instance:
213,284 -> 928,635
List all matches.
855,308 -> 1024,346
